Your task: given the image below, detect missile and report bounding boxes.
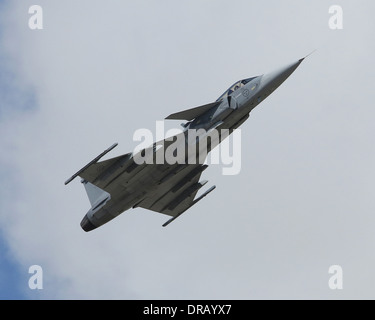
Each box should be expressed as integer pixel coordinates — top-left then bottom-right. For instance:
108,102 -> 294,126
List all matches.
162,185 -> 216,227
64,143 -> 118,185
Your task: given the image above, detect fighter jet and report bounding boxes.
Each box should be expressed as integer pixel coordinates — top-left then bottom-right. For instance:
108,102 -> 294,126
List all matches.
65,57 -> 305,231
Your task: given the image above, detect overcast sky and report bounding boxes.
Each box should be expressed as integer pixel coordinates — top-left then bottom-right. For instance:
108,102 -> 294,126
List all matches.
1,0 -> 374,299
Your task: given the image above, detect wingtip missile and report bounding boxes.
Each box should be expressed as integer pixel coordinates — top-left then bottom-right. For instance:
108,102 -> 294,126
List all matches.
64,143 -> 118,185
162,185 -> 216,227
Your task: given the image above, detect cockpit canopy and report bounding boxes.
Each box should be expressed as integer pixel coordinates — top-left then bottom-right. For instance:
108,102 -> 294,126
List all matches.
216,77 -> 257,101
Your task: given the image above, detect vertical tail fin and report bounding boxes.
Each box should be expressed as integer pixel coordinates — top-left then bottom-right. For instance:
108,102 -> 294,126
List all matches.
82,180 -> 110,208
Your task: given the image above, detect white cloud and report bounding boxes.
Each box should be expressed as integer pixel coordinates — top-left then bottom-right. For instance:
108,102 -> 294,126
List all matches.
1,0 -> 375,299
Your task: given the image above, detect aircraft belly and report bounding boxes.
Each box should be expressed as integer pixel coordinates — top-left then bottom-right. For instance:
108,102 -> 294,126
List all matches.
106,164 -> 165,213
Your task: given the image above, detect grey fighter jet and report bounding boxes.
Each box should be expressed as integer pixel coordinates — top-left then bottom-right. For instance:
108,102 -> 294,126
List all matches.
65,57 -> 305,231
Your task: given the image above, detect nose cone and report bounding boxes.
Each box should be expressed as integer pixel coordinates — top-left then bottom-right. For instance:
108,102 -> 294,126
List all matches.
80,214 -> 97,232
260,58 -> 304,91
